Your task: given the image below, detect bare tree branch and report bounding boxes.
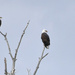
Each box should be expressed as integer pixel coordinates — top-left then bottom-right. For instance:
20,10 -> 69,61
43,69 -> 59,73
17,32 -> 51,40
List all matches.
10,20 -> 30,75
0,32 -> 13,59
33,46 -> 48,75
14,20 -> 30,59
4,58 -> 8,75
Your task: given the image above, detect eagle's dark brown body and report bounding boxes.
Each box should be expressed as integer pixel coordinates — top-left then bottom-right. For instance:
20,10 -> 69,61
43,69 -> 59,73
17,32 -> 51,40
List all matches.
41,33 -> 50,48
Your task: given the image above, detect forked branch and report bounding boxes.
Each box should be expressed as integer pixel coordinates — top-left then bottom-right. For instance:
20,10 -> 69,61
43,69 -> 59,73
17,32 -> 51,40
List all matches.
33,46 -> 49,75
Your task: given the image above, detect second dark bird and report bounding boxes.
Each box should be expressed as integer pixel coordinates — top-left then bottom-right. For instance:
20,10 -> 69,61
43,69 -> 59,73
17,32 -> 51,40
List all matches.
0,17 -> 2,27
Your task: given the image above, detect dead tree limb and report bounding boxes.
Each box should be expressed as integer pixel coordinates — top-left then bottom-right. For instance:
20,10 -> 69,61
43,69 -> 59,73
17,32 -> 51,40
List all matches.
33,46 -> 49,75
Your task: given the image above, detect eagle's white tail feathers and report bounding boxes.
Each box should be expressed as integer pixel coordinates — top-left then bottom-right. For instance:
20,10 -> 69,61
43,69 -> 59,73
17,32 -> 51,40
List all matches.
46,46 -> 49,49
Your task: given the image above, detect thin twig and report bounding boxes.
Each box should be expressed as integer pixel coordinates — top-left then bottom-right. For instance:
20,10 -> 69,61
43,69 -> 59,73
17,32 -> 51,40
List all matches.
14,20 -> 30,59
4,58 -> 7,75
33,46 -> 48,75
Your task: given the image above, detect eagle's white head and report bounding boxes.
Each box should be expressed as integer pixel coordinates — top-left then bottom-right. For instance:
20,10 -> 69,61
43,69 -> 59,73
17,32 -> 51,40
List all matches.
42,29 -> 48,33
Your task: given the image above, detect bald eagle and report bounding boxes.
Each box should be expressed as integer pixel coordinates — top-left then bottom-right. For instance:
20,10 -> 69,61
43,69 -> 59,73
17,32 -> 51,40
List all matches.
41,29 -> 50,49
0,17 -> 2,26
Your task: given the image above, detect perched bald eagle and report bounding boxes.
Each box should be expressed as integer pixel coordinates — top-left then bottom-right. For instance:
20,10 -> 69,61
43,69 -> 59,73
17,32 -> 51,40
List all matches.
0,17 -> 2,27
41,29 -> 50,49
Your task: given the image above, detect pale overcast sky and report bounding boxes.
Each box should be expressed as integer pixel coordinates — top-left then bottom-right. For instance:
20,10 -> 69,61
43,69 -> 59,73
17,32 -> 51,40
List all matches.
0,0 -> 75,75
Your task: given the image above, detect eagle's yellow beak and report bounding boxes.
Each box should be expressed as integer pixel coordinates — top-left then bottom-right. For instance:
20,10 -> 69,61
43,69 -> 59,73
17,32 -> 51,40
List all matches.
45,30 -> 48,32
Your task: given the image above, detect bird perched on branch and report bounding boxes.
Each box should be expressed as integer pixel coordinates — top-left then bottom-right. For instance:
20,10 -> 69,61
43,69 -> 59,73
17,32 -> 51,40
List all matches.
41,29 -> 50,49
0,17 -> 2,27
